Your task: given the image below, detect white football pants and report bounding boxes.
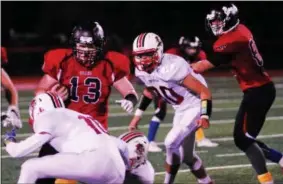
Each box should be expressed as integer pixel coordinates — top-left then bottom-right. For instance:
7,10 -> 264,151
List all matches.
164,106 -> 200,165
17,149 -> 126,184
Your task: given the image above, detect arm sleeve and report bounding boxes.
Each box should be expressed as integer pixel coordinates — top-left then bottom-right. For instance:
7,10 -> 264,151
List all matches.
211,34 -> 248,66
5,133 -> 52,158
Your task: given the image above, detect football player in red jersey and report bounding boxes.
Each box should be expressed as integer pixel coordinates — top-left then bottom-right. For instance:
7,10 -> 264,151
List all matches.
35,22 -> 138,184
144,36 -> 218,152
1,47 -> 22,129
191,4 -> 283,184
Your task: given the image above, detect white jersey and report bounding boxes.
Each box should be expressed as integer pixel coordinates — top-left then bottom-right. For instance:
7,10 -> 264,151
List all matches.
135,53 -> 207,111
33,108 -> 110,153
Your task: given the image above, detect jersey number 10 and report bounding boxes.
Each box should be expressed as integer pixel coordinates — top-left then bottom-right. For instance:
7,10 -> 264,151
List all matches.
147,86 -> 184,105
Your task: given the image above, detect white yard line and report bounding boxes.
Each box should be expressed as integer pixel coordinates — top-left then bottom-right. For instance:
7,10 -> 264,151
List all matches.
155,163 -> 277,175
215,153 -> 245,157
3,97 -> 283,108
17,105 -> 283,117
155,134 -> 283,146
3,116 -> 283,139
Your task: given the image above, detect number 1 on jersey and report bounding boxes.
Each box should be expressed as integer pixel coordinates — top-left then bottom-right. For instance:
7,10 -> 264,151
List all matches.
70,77 -> 102,104
78,115 -> 107,135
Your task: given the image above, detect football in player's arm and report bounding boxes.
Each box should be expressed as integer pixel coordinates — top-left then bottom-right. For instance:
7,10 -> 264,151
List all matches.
1,47 -> 22,129
35,22 -> 138,119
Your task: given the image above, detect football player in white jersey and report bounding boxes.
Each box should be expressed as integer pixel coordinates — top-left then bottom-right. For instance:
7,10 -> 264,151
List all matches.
3,92 -> 126,184
129,33 -> 213,184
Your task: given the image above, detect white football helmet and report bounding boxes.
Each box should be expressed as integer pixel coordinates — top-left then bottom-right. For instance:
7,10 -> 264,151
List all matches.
119,131 -> 149,169
132,32 -> 164,73
29,92 -> 65,125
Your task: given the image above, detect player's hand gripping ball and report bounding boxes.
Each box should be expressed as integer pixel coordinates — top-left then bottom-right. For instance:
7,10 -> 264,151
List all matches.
49,82 -> 69,101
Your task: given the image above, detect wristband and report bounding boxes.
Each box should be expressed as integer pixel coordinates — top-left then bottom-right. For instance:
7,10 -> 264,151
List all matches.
135,109 -> 144,117
201,99 -> 212,119
137,95 -> 152,111
125,94 -> 138,107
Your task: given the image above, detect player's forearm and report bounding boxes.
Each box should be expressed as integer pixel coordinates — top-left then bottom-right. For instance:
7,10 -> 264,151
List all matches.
1,68 -> 19,106
114,76 -> 138,105
134,88 -> 153,116
5,133 -> 52,158
35,74 -> 58,95
191,60 -> 215,73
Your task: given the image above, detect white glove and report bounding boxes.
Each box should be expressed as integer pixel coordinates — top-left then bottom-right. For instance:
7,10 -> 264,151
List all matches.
1,105 -> 22,129
115,99 -> 134,114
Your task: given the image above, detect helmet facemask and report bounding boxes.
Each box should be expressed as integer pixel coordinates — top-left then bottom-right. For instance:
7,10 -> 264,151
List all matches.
74,42 -> 102,68
133,49 -> 160,73
206,11 -> 226,36
71,22 -> 105,68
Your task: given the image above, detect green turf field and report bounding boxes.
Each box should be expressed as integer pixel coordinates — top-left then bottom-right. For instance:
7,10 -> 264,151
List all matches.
1,77 -> 283,183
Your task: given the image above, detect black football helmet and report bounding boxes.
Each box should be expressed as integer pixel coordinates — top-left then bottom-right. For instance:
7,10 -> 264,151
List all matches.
179,36 -> 202,57
70,21 -> 105,68
205,3 -> 240,36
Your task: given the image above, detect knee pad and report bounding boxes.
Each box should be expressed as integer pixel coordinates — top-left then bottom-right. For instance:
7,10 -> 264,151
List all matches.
233,131 -> 254,152
164,135 -> 178,150
164,126 -> 185,150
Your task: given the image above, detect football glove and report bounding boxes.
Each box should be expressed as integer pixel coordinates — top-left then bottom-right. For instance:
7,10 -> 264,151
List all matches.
1,105 -> 22,129
3,128 -> 17,146
115,99 -> 134,114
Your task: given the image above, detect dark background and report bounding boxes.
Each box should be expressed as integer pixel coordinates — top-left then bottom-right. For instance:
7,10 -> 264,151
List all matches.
1,1 -> 283,76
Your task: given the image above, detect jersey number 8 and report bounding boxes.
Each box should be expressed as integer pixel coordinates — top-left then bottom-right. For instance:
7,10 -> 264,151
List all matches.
249,39 -> 264,67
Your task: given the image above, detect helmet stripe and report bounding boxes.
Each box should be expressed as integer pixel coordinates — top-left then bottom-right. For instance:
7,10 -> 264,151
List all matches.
121,131 -> 144,143
46,92 -> 62,108
137,33 -> 145,48
141,33 -> 148,48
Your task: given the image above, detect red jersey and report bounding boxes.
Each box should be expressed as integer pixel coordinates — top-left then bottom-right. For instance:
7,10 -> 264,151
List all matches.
42,49 -> 130,129
212,24 -> 271,91
1,47 -> 8,64
166,47 -> 207,62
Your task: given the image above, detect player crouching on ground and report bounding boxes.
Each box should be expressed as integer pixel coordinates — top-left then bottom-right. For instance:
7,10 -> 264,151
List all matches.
129,33 -> 213,184
115,131 -> 155,184
191,3 -> 283,183
3,92 -> 126,184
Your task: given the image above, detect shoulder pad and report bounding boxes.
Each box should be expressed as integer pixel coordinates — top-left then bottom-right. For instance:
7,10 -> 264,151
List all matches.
105,51 -> 130,81
159,54 -> 190,82
42,48 -> 72,79
213,30 -> 249,53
